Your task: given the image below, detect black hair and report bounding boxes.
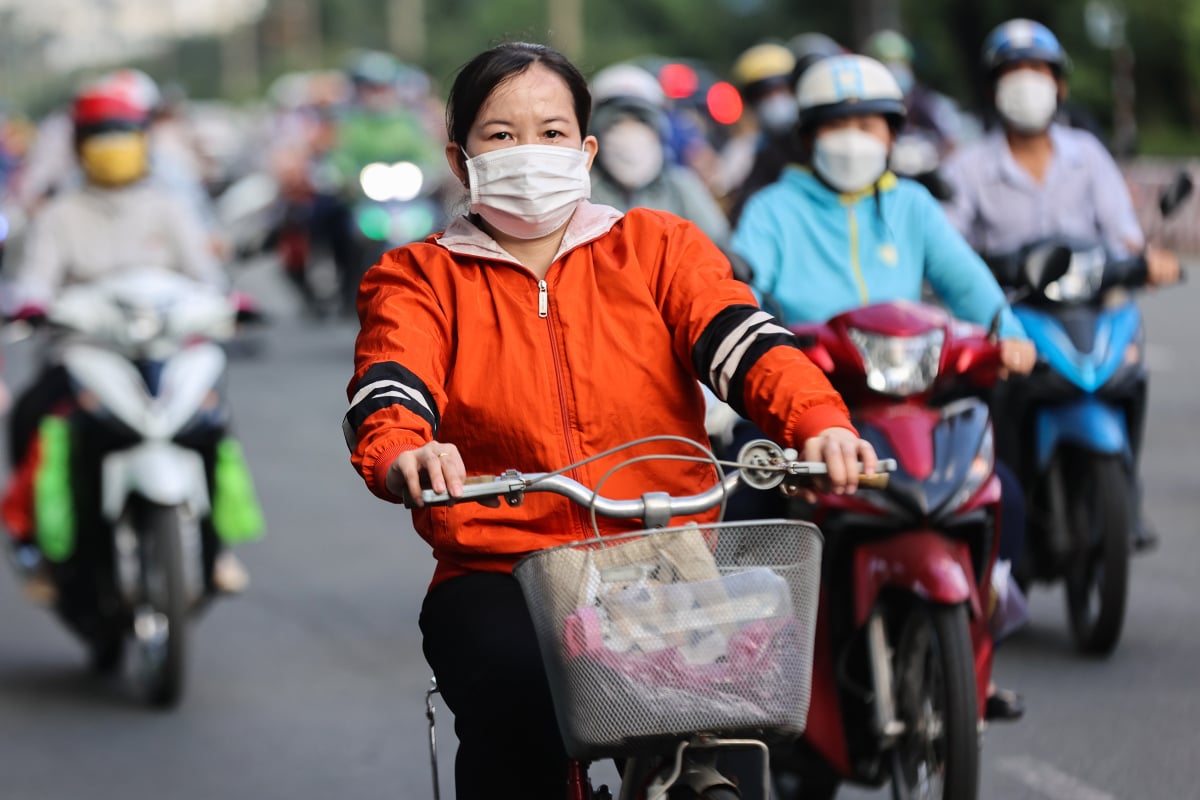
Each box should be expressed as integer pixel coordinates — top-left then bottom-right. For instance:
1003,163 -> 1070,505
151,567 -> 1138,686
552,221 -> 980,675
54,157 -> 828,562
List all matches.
445,42 -> 592,148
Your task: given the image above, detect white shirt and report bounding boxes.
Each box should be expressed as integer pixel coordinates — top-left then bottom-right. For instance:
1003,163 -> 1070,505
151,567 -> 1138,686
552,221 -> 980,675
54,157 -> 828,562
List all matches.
12,181 -> 225,308
942,124 -> 1144,257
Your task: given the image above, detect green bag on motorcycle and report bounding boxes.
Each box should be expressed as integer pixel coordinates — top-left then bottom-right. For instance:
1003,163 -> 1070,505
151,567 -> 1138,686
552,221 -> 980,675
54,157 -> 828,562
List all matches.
211,437 -> 266,545
34,416 -> 75,563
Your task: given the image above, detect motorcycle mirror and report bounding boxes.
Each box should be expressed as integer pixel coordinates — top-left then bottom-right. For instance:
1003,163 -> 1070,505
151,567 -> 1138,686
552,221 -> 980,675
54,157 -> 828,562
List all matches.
1159,171 -> 1193,219
1023,242 -> 1073,291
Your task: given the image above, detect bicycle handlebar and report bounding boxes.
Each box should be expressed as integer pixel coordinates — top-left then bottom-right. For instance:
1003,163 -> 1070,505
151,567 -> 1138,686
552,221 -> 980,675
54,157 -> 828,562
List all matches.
404,440 -> 896,525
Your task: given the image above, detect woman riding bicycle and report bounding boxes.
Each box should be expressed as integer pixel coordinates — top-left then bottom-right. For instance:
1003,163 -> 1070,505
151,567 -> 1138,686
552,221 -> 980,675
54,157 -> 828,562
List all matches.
343,41 -> 877,800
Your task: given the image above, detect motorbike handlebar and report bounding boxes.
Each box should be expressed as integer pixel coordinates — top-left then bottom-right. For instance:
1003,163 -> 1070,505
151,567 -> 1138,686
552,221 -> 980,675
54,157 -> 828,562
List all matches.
1100,254 -> 1150,291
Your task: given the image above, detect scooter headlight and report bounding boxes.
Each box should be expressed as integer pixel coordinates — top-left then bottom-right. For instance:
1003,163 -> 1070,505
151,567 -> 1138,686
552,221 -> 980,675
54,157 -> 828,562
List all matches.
125,308 -> 164,345
848,328 -> 944,397
1043,247 -> 1105,303
359,161 -> 425,202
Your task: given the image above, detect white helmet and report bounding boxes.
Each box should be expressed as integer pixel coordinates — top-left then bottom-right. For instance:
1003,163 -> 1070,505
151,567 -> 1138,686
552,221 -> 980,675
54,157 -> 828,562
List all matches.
590,63 -> 665,109
795,54 -> 906,133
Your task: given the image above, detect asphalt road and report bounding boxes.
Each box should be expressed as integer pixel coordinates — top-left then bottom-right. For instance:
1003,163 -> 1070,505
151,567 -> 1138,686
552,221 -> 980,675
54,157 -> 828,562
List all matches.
0,265 -> 1196,800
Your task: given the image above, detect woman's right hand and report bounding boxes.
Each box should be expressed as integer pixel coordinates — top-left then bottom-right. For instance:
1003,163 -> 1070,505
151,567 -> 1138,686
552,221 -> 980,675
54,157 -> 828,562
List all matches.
385,441 -> 466,506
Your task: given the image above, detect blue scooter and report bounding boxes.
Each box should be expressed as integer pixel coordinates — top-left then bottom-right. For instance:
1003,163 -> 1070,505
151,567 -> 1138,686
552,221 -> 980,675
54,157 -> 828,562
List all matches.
986,173 -> 1190,655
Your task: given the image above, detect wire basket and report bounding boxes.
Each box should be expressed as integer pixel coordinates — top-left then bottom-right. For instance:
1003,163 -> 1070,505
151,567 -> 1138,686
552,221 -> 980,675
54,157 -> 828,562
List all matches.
513,519 -> 823,760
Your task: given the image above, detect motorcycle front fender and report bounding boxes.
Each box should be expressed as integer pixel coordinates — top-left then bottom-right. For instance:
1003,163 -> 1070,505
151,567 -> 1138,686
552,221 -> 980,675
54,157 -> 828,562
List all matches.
852,531 -> 981,626
101,442 -> 210,521
1034,398 -> 1130,471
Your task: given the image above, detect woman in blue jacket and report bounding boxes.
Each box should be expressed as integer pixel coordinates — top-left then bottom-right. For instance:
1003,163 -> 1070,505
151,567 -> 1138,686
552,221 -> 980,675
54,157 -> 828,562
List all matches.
732,53 -> 1032,723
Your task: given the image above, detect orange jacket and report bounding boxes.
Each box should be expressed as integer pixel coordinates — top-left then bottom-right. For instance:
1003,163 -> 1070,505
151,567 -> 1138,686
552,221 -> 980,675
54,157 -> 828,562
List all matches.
346,202 -> 852,588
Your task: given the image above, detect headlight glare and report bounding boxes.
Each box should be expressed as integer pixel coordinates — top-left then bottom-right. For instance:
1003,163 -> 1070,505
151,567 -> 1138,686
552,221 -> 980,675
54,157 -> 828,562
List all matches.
1044,247 -> 1105,302
848,328 -> 944,396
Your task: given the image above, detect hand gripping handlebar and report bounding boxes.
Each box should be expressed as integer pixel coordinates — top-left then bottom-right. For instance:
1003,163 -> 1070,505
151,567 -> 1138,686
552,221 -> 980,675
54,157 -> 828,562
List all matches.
404,440 -> 895,528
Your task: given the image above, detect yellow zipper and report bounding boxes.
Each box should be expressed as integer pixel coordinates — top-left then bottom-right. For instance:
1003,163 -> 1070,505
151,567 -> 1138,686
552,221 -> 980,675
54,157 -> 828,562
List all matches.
847,205 -> 869,305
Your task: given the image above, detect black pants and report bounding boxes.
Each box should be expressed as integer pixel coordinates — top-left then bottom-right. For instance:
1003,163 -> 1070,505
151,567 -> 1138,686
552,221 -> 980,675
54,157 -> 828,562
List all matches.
420,572 -> 568,800
8,364 -> 70,467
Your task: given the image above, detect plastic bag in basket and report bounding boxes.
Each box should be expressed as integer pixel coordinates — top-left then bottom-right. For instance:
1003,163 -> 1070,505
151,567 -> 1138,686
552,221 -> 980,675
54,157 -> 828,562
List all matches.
526,526 -> 723,642
562,569 -> 805,716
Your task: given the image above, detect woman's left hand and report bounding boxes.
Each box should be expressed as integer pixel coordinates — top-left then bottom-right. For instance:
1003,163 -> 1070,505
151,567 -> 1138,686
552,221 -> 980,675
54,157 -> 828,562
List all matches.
1145,245 -> 1182,286
1000,338 -> 1037,376
802,427 -> 878,495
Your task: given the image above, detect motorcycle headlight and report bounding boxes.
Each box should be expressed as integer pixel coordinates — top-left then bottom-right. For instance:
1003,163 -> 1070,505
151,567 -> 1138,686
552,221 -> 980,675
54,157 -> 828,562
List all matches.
1043,247 -> 1104,303
125,308 -> 164,345
359,161 -> 424,202
847,328 -> 944,396
947,424 -> 995,513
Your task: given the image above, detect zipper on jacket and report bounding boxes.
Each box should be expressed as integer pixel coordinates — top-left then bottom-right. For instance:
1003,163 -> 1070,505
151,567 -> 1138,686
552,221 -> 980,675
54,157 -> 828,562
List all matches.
847,206 -> 869,305
540,283 -> 589,537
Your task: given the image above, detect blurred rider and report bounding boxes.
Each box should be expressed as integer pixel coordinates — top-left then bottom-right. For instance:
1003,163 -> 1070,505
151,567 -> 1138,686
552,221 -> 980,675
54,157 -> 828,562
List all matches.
724,35 -> 847,226
723,42 -> 797,225
942,18 -> 1181,551
588,63 -> 730,246
318,51 -> 448,316
862,29 -> 964,155
3,74 -> 249,596
731,53 -> 1033,723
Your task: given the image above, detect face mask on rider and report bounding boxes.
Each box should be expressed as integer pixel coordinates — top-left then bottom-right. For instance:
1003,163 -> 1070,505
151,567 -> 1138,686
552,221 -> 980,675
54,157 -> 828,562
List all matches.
755,94 -> 800,134
994,69 -> 1059,134
598,119 -> 665,191
812,128 -> 890,194
79,132 -> 149,187
463,144 -> 591,239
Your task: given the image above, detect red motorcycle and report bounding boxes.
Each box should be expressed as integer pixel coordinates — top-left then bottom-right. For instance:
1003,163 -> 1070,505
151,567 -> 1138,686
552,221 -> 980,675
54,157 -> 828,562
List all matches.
777,300 -> 1008,800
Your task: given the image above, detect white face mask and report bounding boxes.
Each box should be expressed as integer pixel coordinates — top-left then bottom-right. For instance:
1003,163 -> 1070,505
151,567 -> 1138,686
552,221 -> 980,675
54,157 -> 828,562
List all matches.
598,119 -> 664,191
812,128 -> 889,194
755,94 -> 800,134
995,69 -> 1059,134
464,143 -> 591,239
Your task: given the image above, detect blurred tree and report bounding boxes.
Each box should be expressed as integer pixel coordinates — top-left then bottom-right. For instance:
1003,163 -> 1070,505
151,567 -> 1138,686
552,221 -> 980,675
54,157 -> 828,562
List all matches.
9,0 -> 1193,155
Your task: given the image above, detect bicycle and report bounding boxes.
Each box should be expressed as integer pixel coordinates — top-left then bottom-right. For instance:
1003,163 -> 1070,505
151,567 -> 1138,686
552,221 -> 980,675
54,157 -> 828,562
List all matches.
413,437 -> 893,800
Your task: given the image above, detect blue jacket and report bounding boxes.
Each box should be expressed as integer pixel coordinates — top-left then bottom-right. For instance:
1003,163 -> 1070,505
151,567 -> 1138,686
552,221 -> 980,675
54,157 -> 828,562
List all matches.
732,167 -> 1026,339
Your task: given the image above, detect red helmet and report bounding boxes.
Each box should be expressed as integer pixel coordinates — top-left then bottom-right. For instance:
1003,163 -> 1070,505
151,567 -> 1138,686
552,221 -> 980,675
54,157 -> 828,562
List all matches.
71,69 -> 158,131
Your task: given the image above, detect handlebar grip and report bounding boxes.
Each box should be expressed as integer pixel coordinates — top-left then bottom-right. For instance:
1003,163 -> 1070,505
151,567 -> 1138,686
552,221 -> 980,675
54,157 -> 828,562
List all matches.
462,475 -> 501,486
409,473 -> 520,508
857,473 -> 891,490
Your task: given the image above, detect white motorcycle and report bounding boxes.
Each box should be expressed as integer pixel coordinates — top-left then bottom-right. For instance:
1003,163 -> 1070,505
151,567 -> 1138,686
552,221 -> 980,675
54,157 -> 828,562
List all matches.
28,270 -> 242,706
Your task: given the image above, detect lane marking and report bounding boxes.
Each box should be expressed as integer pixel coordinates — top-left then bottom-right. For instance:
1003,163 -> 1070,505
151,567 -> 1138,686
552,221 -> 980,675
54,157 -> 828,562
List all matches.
996,756 -> 1119,800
